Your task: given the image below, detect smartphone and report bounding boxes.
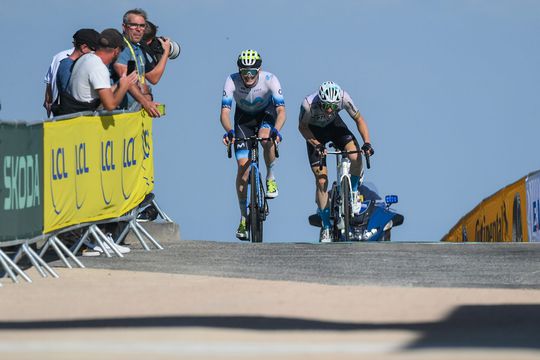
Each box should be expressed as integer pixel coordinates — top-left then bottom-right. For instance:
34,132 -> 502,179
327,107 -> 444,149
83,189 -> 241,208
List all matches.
127,60 -> 136,75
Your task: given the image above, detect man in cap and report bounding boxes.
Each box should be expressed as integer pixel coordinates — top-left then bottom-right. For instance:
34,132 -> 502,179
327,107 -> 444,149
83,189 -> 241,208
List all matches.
55,29 -> 100,96
56,29 -> 137,115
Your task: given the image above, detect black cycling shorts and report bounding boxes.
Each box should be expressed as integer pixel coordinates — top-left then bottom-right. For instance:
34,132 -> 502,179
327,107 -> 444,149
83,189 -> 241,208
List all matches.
233,106 -> 276,158
306,115 -> 359,167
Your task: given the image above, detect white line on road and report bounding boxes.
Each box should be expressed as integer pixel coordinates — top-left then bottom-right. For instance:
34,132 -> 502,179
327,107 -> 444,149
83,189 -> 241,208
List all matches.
0,340 -> 403,355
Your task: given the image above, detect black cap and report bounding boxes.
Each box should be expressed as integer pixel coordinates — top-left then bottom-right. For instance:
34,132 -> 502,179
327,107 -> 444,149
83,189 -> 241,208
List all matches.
73,28 -> 99,50
98,28 -> 125,50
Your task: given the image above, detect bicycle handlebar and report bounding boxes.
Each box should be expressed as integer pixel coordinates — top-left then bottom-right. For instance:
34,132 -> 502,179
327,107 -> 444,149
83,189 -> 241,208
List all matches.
317,145 -> 371,170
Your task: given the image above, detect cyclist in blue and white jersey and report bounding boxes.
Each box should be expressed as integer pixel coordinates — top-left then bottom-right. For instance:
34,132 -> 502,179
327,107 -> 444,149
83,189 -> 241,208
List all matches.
221,49 -> 286,240
298,81 -> 374,242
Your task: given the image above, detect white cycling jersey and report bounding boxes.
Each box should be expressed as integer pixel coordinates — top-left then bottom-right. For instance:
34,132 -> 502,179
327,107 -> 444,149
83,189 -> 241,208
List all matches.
222,71 -> 285,114
300,90 -> 359,127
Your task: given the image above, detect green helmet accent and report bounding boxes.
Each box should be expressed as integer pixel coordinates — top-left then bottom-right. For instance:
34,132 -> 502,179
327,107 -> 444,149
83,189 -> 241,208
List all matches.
237,49 -> 262,68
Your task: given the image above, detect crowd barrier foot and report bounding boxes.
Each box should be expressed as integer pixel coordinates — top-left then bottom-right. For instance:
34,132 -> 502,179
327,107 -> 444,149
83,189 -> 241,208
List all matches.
89,225 -> 124,258
152,199 -> 174,223
0,248 -> 32,284
129,220 -> 164,250
49,236 -> 85,269
20,243 -> 59,279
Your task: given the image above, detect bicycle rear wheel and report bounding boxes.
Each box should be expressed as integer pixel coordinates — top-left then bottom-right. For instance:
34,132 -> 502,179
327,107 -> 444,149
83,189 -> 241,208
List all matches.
341,177 -> 352,242
329,182 -> 340,242
249,169 -> 263,243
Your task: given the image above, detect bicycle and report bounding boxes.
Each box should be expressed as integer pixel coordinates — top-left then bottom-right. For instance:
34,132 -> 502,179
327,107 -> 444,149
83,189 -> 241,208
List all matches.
320,143 -> 370,242
227,134 -> 279,243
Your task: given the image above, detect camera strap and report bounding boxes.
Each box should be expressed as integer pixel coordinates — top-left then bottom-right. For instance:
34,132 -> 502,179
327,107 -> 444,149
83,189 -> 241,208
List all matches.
123,37 -> 145,85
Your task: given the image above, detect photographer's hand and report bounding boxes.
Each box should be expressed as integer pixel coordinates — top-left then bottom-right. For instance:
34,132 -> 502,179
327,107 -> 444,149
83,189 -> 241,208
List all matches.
158,37 -> 171,57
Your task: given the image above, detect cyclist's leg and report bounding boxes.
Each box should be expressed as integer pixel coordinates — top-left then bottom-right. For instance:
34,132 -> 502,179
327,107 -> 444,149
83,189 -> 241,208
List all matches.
333,116 -> 363,192
307,139 -> 331,242
330,118 -> 363,215
344,139 -> 362,191
235,158 -> 250,217
306,125 -> 331,228
258,124 -> 275,175
234,111 -> 257,239
259,111 -> 279,197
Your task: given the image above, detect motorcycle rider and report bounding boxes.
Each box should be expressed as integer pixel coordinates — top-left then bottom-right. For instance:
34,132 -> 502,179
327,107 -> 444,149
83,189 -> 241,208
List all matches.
298,81 -> 374,242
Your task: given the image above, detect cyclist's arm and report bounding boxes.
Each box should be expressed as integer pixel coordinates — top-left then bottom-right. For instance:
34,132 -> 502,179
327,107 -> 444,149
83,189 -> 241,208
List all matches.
298,104 -> 322,148
343,91 -> 371,144
267,73 -> 286,131
220,107 -> 233,133
221,76 -> 235,132
274,105 -> 286,132
220,107 -> 234,146
353,112 -> 371,144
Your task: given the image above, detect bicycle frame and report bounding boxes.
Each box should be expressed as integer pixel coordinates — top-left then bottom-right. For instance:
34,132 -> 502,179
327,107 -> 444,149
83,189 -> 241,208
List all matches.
227,135 -> 278,243
321,144 -> 370,242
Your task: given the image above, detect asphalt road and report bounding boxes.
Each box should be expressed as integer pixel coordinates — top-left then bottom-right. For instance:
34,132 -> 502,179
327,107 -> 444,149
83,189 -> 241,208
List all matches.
2,229 -> 539,360
77,239 -> 540,289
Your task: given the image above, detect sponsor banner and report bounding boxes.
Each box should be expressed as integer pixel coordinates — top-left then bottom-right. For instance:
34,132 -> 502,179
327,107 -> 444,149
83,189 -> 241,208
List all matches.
43,110 -> 154,233
526,171 -> 540,242
443,177 -> 527,242
0,123 -> 44,241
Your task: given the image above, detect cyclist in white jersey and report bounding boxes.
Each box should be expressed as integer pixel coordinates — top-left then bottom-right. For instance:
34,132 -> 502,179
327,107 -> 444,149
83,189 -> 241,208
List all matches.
298,81 -> 374,242
221,49 -> 286,240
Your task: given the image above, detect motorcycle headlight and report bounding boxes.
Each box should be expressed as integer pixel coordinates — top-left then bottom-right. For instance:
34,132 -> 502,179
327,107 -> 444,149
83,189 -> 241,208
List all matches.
383,220 -> 393,231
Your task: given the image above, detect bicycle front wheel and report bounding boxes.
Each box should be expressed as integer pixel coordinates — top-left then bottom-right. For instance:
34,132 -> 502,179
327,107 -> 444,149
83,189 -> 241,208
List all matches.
341,177 -> 352,242
249,169 -> 263,243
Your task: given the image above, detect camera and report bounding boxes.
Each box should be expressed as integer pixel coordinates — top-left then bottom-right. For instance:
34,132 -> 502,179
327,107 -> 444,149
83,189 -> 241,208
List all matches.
148,36 -> 181,61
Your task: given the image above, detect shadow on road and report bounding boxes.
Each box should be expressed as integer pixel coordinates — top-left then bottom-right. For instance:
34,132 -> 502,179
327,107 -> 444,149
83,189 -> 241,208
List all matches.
1,305 -> 538,349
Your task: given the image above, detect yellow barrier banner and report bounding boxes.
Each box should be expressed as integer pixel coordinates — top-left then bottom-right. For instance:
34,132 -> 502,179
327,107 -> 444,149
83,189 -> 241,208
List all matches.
443,177 -> 527,242
44,110 -> 154,233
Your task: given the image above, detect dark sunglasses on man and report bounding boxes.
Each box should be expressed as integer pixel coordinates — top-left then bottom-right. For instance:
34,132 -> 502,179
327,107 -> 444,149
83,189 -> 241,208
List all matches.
239,68 -> 259,77
126,22 -> 146,29
321,102 -> 338,111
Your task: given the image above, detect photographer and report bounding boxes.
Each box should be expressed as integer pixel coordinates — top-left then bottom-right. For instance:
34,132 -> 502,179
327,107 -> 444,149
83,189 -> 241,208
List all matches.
140,21 -> 171,85
113,8 -> 161,117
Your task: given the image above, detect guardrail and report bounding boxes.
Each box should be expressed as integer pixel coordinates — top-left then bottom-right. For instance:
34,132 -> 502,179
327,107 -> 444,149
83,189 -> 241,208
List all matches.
0,108 -> 171,286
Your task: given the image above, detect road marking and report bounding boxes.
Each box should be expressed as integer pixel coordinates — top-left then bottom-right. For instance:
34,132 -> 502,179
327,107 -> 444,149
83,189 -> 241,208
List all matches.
0,340 -> 402,355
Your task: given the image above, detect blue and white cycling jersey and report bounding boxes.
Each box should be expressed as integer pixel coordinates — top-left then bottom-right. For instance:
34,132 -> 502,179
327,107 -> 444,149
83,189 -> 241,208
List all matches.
221,71 -> 285,114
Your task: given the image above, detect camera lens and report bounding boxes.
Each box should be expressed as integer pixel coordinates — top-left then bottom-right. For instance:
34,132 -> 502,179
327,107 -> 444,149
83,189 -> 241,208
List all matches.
168,40 -> 181,59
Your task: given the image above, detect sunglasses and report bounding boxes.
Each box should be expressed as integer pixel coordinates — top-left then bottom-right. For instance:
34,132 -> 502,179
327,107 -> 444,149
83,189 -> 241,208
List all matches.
321,102 -> 338,111
126,22 -> 146,29
239,68 -> 259,77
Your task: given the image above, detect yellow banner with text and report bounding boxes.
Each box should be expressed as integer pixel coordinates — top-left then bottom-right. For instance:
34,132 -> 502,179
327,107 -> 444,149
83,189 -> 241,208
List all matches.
43,110 -> 154,233
443,177 -> 528,242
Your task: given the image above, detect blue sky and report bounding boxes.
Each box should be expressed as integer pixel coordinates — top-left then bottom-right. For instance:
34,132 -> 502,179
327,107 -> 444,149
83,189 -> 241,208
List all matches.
1,1 -> 539,242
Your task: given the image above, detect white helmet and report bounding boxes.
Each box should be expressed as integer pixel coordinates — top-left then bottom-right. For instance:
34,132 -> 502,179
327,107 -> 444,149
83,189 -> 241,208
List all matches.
237,49 -> 262,68
318,81 -> 342,104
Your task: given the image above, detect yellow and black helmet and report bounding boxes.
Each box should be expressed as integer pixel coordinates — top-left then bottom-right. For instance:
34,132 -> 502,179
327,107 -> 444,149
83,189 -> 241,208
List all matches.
237,49 -> 262,68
